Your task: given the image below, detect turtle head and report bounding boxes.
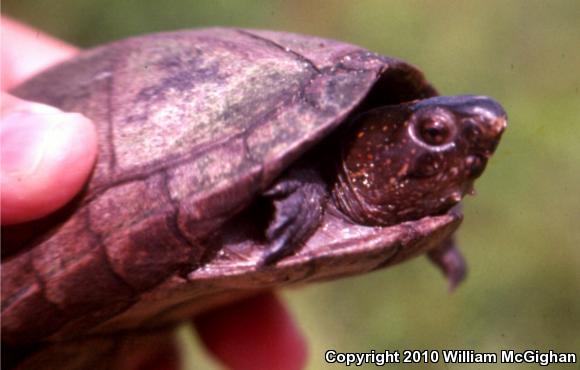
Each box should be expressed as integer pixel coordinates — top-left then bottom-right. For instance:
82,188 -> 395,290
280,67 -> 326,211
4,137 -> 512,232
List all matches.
332,95 -> 507,226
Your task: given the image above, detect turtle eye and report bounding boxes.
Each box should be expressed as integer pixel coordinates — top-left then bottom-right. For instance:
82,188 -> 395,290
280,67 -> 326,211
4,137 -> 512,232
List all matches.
418,116 -> 452,146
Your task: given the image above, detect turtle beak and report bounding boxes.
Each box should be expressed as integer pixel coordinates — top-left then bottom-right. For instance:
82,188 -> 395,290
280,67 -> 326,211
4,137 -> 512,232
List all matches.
490,115 -> 507,138
473,97 -> 507,157
453,95 -> 507,157
471,96 -> 507,139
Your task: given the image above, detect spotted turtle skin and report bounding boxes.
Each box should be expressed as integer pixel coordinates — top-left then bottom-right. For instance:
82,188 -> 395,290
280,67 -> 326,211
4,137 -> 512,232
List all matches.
2,28 -> 506,369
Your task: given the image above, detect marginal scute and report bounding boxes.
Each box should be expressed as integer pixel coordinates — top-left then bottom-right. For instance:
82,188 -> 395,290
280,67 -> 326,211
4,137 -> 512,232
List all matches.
1,256 -> 67,345
89,174 -> 169,236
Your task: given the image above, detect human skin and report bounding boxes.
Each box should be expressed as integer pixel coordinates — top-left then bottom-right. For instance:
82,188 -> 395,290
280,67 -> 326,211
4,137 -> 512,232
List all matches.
0,16 -> 307,370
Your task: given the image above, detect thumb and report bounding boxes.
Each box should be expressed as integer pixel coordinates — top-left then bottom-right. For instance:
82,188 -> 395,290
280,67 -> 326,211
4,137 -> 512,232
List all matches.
1,93 -> 97,225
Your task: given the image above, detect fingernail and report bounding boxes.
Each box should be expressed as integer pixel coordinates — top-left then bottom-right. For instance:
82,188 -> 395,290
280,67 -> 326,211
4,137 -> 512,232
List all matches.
1,104 -> 62,175
0,107 -> 59,174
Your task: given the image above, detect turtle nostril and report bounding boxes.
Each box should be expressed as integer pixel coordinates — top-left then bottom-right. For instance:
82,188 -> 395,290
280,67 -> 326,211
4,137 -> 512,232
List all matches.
465,154 -> 486,179
463,122 -> 481,141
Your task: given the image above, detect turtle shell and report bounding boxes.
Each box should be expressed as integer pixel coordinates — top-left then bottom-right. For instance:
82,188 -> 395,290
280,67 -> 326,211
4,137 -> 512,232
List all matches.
2,28 -> 458,351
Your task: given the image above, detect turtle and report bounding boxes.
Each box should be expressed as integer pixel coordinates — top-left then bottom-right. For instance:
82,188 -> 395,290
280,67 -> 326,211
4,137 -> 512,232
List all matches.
1,28 -> 506,369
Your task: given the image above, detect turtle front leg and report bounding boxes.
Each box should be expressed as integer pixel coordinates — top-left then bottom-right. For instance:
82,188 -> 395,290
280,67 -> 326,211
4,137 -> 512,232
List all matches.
428,235 -> 467,291
260,167 -> 327,266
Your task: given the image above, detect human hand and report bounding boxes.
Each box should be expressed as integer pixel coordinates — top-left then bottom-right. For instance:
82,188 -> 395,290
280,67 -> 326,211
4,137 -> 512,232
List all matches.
1,16 -> 97,225
0,16 -> 307,370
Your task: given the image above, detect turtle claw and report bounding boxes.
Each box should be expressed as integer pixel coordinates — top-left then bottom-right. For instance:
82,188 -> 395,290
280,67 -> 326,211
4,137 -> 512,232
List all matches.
259,235 -> 294,267
259,167 -> 326,266
427,236 -> 467,291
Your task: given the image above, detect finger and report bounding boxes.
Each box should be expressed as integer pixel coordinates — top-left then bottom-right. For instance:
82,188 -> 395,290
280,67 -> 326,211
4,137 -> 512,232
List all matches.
1,94 -> 97,225
1,16 -> 78,90
194,293 -> 308,370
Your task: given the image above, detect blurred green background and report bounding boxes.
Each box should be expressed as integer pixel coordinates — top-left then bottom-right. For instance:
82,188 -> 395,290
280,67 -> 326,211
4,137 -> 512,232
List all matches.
3,1 -> 579,369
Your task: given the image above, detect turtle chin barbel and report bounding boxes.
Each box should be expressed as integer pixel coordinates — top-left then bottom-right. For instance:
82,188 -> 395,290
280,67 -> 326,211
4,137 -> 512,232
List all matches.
3,28 -> 505,367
